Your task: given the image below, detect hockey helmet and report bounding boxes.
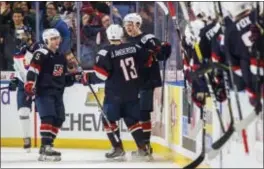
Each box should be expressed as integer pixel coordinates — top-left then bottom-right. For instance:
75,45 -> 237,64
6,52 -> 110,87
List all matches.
106,24 -> 124,41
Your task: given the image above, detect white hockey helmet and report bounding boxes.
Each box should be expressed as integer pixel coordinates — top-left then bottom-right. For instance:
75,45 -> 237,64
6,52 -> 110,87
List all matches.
201,2 -> 217,20
190,19 -> 205,39
106,24 -> 124,41
184,26 -> 195,46
191,2 -> 205,18
123,13 -> 143,28
42,28 -> 61,44
221,2 -> 253,18
191,2 -> 217,20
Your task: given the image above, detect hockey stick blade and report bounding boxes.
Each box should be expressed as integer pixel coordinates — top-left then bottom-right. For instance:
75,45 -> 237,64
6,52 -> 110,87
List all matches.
212,123 -> 234,149
234,112 -> 258,132
183,154 -> 205,169
188,120 -> 203,138
207,126 -> 235,160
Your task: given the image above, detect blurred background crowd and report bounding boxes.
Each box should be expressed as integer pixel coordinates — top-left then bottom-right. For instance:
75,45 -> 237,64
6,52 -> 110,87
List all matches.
0,1 -> 184,81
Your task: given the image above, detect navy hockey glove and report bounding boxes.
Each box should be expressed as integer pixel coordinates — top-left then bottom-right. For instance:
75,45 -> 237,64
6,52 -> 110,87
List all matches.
8,77 -> 19,91
161,42 -> 171,60
249,24 -> 261,43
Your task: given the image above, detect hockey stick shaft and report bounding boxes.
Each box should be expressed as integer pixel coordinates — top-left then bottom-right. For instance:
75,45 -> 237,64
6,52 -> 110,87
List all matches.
183,107 -> 206,169
217,2 -> 249,154
72,58 -> 120,143
167,1 -> 192,126
156,2 -> 169,117
87,84 -> 120,142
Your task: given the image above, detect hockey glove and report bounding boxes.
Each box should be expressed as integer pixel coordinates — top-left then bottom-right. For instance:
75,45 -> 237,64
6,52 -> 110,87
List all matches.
161,42 -> 171,60
24,81 -> 35,96
81,72 -> 89,85
249,24 -> 261,43
191,92 -> 206,108
8,77 -> 19,91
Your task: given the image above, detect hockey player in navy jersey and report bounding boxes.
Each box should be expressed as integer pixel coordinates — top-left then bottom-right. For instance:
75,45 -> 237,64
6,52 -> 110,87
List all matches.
123,13 -> 171,153
81,24 -> 154,160
25,28 -> 78,161
222,2 -> 263,109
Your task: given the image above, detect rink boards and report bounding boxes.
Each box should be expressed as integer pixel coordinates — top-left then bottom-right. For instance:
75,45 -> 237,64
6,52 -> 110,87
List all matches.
1,71 -> 263,168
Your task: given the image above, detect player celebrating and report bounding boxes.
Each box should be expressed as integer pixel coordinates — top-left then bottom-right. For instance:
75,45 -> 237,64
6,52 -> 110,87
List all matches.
81,24 -> 154,160
25,28 -> 77,161
123,13 -> 171,154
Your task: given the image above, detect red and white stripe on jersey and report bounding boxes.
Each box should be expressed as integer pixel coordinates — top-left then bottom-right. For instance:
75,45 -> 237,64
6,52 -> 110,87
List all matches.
250,58 -> 264,76
128,123 -> 142,133
93,65 -> 108,81
104,123 -> 118,134
232,66 -> 242,77
40,123 -> 59,137
28,63 -> 41,75
211,52 -> 221,63
245,87 -> 257,99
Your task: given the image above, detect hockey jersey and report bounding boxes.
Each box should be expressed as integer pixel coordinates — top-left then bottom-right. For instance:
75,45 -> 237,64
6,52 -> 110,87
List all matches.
126,33 -> 165,89
90,42 -> 153,103
13,42 -> 44,83
27,46 -> 75,96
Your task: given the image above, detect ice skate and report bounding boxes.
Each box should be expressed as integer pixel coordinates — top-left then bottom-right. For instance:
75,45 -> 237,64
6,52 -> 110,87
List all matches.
105,147 -> 126,161
38,145 -> 61,162
23,137 -> 31,153
131,146 -> 153,161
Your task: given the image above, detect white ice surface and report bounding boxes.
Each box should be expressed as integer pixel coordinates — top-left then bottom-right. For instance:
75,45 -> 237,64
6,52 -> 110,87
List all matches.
1,148 -> 179,168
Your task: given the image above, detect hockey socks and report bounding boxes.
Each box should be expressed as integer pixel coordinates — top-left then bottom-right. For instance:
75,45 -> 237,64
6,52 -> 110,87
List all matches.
128,122 -> 146,149
104,122 -> 122,148
40,123 -> 59,146
141,121 -> 152,145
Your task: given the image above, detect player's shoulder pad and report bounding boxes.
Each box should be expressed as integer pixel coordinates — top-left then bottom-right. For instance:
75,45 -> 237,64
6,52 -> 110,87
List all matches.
35,48 -> 49,55
141,34 -> 156,44
97,49 -> 108,57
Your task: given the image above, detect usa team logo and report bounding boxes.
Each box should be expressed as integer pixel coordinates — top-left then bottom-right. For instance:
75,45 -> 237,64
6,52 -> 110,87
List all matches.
53,64 -> 64,76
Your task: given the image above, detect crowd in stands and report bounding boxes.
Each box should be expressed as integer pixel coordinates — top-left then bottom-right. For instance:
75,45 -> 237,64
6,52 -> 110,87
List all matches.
0,1 -> 155,71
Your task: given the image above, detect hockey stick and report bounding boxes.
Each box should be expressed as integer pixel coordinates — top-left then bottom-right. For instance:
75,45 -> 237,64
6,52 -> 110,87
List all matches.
178,1 -> 205,139
207,70 -> 235,159
183,106 -> 206,169
217,2 -> 249,154
72,59 -> 120,143
156,2 -> 169,125
167,1 -> 193,135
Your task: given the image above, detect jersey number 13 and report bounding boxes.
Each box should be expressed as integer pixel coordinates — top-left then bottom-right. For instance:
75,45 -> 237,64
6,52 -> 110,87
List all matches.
120,57 -> 138,81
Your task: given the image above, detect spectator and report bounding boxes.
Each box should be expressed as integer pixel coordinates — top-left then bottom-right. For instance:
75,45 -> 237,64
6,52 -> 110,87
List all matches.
45,2 -> 71,56
12,2 -> 22,10
0,8 -> 33,71
80,13 -> 104,69
96,14 -> 111,48
139,2 -> 154,34
0,2 -> 12,25
21,2 -> 36,32
0,2 -> 12,70
59,2 -> 76,30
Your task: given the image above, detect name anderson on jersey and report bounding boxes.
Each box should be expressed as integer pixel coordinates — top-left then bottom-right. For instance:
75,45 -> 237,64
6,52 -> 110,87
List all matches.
113,47 -> 137,58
